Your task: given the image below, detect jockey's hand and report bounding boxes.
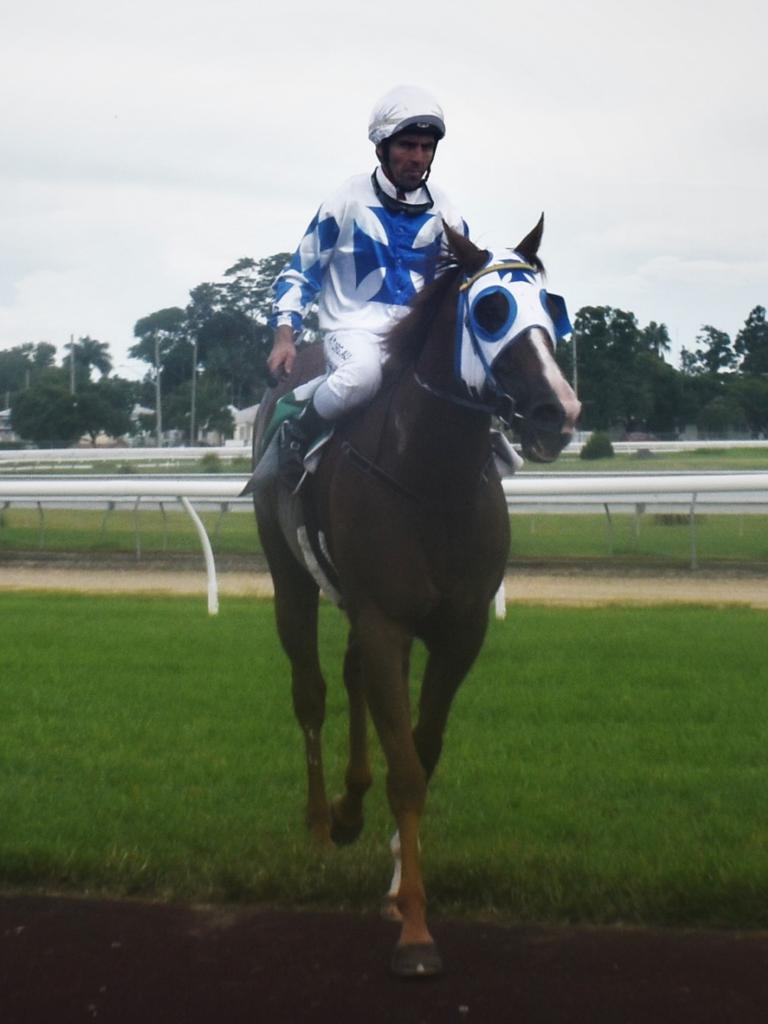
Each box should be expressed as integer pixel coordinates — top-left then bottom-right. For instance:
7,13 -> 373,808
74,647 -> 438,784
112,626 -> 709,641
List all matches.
267,326 -> 297,382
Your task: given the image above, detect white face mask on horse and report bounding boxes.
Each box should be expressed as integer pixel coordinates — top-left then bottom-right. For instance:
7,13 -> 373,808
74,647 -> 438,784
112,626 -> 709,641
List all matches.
454,249 -> 572,411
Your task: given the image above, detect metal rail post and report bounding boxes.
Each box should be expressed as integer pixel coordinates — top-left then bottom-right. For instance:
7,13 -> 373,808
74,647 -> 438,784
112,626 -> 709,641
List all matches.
179,496 -> 219,615
603,503 -> 614,555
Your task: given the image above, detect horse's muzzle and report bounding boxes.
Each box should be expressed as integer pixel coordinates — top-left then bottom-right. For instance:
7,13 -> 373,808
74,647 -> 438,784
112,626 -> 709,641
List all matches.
520,396 -> 581,462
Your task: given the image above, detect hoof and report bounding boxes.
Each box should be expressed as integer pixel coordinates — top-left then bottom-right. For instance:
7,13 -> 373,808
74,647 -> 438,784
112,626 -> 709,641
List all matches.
391,942 -> 443,979
329,800 -> 364,847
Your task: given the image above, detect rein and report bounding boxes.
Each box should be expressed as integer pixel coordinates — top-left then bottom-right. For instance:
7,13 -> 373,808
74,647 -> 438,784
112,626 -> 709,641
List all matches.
414,372 -> 518,423
341,441 -> 422,502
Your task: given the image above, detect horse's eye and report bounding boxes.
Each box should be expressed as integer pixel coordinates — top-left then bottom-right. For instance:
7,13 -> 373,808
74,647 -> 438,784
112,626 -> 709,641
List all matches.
471,290 -> 516,340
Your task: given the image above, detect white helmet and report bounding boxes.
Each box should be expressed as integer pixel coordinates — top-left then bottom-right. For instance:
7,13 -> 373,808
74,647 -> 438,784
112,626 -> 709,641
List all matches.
367,85 -> 446,145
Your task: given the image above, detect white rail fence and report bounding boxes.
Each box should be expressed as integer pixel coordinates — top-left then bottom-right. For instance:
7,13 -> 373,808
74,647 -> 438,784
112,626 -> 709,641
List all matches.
2,438 -> 768,468
2,472 -> 768,615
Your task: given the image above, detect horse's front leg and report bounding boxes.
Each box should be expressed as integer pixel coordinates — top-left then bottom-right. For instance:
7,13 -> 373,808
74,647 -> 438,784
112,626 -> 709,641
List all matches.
384,608 -> 490,922
357,610 -> 442,976
413,608 -> 490,780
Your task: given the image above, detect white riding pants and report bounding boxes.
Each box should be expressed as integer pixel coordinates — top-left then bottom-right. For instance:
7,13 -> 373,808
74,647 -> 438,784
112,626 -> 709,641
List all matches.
312,329 -> 387,421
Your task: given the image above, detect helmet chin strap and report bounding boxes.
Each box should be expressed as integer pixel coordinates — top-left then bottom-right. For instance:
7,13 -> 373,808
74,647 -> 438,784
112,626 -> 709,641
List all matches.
375,140 -> 438,195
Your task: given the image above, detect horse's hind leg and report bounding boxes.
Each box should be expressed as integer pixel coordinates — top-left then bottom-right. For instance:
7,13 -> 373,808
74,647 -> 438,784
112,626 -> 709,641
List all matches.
331,634 -> 413,849
261,521 -> 330,844
330,629 -> 373,845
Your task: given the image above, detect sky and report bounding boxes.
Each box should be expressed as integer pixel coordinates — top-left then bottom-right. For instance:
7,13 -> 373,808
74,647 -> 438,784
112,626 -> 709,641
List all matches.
2,0 -> 766,383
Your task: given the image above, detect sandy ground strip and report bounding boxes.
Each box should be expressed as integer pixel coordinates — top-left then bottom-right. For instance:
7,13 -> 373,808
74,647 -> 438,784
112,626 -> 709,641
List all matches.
1,564 -> 766,608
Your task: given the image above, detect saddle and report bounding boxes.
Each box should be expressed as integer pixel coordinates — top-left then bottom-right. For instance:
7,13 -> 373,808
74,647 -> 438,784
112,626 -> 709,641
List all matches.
243,378 -> 342,605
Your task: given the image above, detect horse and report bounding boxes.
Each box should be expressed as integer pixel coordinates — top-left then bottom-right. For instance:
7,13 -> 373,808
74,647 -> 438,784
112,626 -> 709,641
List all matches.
250,217 -> 581,976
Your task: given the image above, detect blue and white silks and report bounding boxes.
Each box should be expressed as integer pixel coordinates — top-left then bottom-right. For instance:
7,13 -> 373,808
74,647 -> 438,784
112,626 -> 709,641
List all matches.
271,167 -> 467,338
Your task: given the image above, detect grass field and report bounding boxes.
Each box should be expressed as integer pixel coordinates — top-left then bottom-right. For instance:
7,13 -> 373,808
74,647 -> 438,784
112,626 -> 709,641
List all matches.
2,591 -> 766,928
509,510 -> 768,565
0,454 -> 253,476
536,445 -> 768,473
2,447 -> 767,567
0,505 -> 263,557
2,504 -> 767,568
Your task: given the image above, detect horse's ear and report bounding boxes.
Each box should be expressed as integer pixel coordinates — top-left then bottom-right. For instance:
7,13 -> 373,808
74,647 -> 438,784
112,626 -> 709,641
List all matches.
443,221 -> 489,275
515,213 -> 545,267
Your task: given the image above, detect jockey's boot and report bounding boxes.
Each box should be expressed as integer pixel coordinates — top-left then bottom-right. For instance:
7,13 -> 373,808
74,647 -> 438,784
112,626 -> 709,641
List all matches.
278,399 -> 329,492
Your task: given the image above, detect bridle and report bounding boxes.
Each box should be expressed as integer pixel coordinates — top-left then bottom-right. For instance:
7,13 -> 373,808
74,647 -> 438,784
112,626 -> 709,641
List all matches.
416,258 -> 538,425
347,259 -> 540,498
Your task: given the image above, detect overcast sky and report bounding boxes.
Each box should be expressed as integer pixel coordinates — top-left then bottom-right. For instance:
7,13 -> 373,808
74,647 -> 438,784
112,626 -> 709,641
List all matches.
2,0 -> 766,382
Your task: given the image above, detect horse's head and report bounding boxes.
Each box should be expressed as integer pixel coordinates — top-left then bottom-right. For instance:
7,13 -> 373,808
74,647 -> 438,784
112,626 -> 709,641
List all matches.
445,218 -> 581,462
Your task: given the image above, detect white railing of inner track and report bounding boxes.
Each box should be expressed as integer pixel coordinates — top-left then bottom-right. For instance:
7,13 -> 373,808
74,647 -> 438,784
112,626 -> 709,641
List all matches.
1,472 -> 767,615
2,439 -> 768,468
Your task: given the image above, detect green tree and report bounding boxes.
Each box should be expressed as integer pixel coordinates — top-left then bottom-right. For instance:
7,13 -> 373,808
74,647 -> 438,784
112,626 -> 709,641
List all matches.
570,306 -> 651,431
640,321 -> 671,358
0,342 -> 57,400
194,308 -> 265,409
696,396 -> 747,437
726,376 -> 768,437
32,342 -> 57,370
10,370 -> 82,446
0,347 -> 34,399
163,378 -> 234,439
681,325 -> 736,376
220,253 -> 296,322
735,305 -> 768,375
130,307 -> 189,443
678,371 -> 724,429
75,377 -> 135,444
186,252 -> 299,409
636,351 -> 686,435
130,308 -> 190,387
63,336 -> 113,392
132,252 -> 311,440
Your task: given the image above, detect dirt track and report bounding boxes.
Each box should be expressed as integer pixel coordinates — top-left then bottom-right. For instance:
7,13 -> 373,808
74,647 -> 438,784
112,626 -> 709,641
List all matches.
2,895 -> 768,1023
1,561 -> 768,607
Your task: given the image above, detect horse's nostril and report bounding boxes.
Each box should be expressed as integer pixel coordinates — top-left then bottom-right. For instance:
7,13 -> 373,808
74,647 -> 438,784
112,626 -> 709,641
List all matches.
530,403 -> 564,433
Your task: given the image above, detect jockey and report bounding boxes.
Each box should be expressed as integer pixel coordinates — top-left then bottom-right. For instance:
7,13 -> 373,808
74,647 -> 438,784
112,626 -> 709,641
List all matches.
267,84 -> 468,490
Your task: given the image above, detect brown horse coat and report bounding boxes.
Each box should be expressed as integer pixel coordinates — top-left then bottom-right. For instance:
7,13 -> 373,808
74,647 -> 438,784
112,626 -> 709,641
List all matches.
252,222 -> 580,975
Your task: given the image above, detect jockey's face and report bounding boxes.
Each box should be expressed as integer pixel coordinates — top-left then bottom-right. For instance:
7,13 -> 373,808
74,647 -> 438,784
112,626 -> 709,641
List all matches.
379,131 -> 437,193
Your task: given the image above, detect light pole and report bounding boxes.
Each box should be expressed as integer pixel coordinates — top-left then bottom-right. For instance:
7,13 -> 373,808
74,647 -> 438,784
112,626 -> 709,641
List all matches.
190,337 -> 198,446
69,334 -> 76,395
154,334 -> 163,447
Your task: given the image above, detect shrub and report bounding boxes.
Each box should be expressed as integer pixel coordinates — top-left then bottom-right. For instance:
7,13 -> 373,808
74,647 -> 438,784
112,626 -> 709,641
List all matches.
580,432 -> 615,460
200,452 -> 222,473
